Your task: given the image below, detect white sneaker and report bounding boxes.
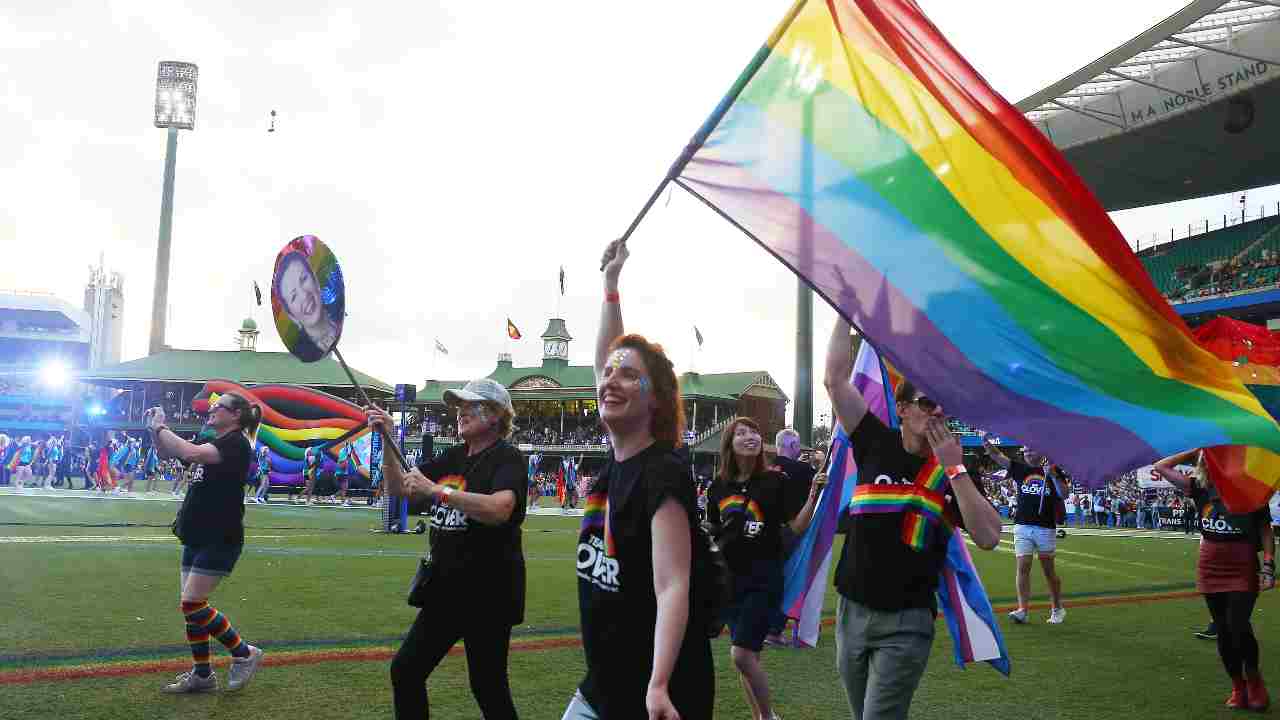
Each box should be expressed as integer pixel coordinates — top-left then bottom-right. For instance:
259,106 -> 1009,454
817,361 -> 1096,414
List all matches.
162,670 -> 217,693
1047,607 -> 1066,624
1008,608 -> 1028,624
227,646 -> 264,691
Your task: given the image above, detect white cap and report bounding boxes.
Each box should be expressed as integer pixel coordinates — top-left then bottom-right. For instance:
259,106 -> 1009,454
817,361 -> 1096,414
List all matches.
443,378 -> 513,415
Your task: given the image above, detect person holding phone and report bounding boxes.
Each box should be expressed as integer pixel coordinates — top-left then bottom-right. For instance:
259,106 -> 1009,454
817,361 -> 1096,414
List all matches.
146,396 -> 266,694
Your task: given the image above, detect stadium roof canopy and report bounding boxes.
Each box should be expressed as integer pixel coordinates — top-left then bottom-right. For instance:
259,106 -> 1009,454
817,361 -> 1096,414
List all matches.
76,349 -> 393,393
0,291 -> 91,344
1017,0 -> 1280,211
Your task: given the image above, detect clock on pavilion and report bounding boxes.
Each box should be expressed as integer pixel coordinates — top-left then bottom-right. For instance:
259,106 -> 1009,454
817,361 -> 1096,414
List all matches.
541,318 -> 572,362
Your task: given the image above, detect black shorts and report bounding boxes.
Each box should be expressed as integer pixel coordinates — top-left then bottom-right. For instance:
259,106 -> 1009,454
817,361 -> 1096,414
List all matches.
722,581 -> 782,652
182,544 -> 243,577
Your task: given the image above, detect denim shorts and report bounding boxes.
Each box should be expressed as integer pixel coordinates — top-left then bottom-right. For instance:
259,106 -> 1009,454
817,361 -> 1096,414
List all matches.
1012,524 -> 1057,557
181,544 -> 243,577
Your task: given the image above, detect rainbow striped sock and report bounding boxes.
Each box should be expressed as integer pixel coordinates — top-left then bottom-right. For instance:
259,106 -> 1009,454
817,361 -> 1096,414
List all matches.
184,599 -> 251,659
180,601 -> 212,676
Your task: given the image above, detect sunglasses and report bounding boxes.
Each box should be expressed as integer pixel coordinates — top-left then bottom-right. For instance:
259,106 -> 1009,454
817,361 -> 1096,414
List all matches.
907,395 -> 940,413
210,403 -> 233,414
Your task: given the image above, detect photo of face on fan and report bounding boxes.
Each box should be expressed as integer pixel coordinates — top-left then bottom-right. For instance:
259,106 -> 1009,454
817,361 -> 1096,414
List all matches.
269,235 -> 344,367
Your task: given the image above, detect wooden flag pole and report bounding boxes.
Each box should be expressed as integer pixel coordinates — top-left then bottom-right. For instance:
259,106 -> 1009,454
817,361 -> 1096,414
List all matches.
332,345 -> 410,471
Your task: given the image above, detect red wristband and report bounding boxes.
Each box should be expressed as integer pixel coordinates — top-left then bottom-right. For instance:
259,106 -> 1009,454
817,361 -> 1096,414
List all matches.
604,291 -> 620,304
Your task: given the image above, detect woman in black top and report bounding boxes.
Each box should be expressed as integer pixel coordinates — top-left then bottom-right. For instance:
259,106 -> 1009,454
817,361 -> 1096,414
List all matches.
145,393 -> 266,694
563,239 -> 713,720
706,416 -> 785,720
369,377 -> 527,720
1154,450 -> 1275,711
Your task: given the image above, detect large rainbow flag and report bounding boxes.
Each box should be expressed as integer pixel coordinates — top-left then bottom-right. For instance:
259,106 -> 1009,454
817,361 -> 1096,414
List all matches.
671,0 -> 1280,508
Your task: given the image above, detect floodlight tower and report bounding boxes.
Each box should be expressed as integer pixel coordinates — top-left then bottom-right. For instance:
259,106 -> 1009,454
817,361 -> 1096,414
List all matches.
149,61 -> 198,355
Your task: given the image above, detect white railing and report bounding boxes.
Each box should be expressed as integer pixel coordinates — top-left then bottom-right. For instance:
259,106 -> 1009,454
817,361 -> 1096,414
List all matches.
691,414 -> 738,448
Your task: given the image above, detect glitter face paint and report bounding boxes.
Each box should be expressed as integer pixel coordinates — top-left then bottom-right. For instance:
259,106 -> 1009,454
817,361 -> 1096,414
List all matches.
636,376 -> 651,395
607,349 -> 632,370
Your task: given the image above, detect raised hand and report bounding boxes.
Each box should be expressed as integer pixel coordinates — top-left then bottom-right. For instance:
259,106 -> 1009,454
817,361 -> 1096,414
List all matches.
925,417 -> 963,469
601,239 -> 630,281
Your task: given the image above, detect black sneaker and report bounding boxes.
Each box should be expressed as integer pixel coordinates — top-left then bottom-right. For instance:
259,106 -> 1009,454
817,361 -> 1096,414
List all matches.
1194,623 -> 1217,640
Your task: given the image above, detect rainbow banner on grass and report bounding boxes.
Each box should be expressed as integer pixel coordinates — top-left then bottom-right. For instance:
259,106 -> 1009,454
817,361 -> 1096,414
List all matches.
673,0 -> 1280,508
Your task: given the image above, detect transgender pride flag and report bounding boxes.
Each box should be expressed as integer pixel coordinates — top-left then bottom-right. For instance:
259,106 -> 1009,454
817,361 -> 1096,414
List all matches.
782,341 -> 1010,675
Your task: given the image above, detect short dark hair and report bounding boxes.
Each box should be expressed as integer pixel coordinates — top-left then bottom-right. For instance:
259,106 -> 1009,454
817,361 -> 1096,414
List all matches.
893,380 -> 919,405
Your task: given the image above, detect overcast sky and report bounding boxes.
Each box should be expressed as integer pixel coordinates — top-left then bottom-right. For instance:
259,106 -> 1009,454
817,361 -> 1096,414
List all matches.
3,0 -> 1278,426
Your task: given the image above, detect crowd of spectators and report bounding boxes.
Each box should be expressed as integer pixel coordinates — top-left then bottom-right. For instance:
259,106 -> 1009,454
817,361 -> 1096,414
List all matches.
512,419 -> 607,446
1166,249 -> 1280,302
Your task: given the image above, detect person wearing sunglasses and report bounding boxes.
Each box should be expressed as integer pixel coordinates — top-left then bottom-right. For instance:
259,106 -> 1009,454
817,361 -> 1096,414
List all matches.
144,393 -> 266,694
823,318 -> 1001,720
368,379 -> 526,720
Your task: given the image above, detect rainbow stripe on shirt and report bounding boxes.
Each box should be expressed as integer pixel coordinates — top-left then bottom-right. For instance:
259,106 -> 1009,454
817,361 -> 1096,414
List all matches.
580,490 -> 615,557
717,494 -> 764,524
437,474 -> 466,492
847,459 -> 952,550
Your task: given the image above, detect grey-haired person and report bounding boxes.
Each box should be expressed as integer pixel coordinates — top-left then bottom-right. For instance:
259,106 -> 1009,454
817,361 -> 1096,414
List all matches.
368,378 -> 527,720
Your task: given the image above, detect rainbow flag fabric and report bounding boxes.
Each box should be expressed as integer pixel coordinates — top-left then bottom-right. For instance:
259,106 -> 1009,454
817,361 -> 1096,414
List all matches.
673,0 -> 1280,506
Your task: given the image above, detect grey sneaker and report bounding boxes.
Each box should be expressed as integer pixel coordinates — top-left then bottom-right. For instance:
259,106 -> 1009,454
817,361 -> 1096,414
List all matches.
226,646 -> 264,691
162,670 -> 217,693
1008,608 -> 1028,624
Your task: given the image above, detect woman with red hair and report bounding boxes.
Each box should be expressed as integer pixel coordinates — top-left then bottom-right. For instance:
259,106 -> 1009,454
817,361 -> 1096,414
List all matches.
562,239 -> 713,720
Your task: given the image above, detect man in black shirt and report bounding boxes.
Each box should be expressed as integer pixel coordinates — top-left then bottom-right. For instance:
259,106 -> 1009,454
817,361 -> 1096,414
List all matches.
824,318 -> 1001,720
766,428 -> 816,646
370,378 -> 526,720
984,437 -> 1068,625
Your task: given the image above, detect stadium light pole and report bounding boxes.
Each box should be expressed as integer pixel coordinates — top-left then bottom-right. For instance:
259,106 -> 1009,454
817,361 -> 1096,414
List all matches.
149,61 -> 198,355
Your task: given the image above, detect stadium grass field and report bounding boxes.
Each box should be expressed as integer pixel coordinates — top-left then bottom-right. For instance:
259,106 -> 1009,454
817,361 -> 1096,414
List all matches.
2,491 -> 1276,719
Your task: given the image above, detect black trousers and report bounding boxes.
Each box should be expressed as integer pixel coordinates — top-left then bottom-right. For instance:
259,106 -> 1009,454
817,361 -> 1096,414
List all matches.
1205,591 -> 1260,677
390,609 -> 518,720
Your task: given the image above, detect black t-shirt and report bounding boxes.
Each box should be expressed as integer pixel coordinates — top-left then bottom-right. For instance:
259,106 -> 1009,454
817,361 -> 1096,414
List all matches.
772,455 -> 816,523
1011,461 -> 1059,529
1192,485 -> 1269,548
707,470 -> 786,585
835,413 -> 971,612
174,430 -> 252,546
416,440 -> 527,625
577,444 -> 714,720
